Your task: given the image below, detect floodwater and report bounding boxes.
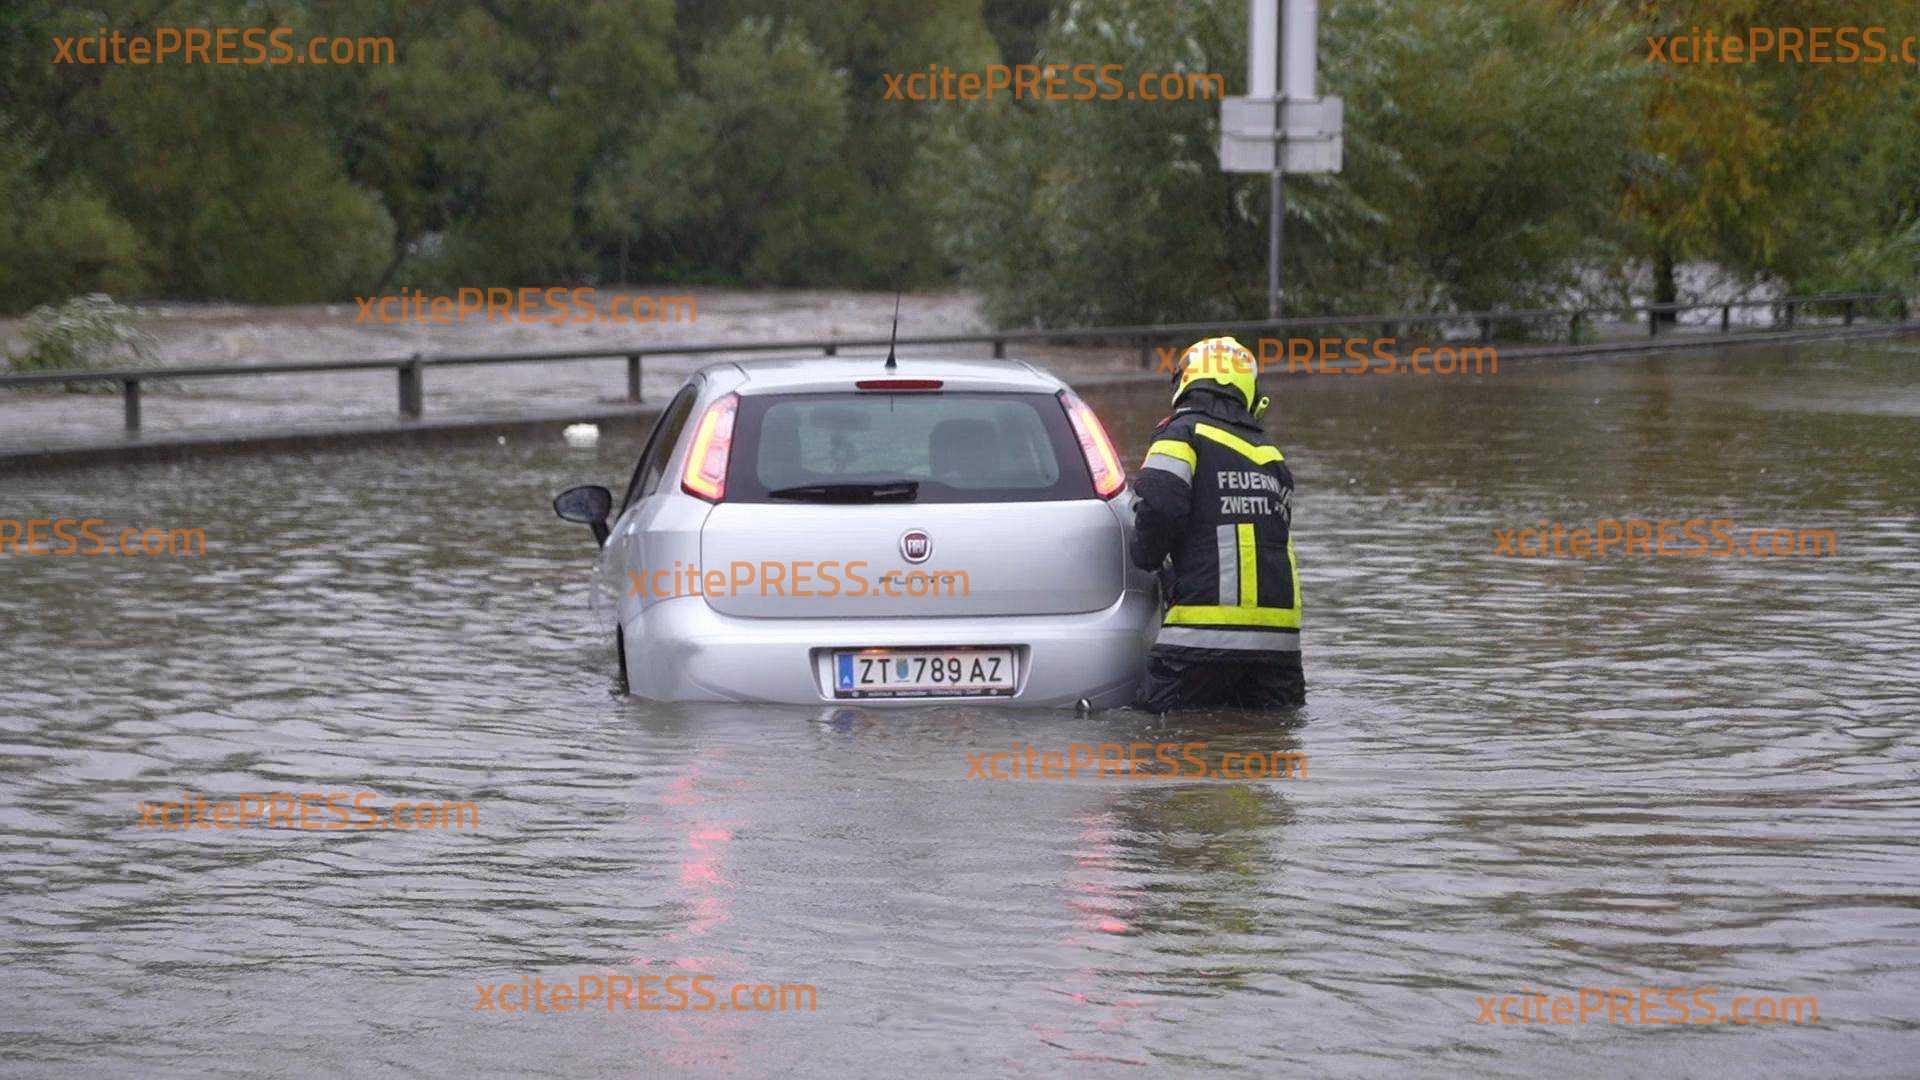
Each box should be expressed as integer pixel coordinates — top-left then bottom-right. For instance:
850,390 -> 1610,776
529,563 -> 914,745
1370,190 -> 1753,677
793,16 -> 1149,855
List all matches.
2,336 -> 1917,1078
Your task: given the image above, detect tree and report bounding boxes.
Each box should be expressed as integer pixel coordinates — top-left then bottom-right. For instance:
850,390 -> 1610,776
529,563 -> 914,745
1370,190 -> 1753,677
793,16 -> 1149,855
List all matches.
604,19 -> 875,284
0,118 -> 146,312
81,55 -> 392,303
1618,0 -> 1920,310
925,0 -> 1645,326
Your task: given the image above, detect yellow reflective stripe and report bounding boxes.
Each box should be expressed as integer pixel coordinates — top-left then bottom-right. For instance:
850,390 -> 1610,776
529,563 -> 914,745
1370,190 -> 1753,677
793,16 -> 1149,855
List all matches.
1287,537 -> 1301,618
1193,423 -> 1282,464
1164,604 -> 1301,629
1144,438 -> 1196,468
1237,523 -> 1257,607
1143,452 -> 1193,483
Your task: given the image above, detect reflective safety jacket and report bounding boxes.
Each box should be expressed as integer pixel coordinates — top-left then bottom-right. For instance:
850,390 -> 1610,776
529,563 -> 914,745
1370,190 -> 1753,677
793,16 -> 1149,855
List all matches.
1129,387 -> 1300,658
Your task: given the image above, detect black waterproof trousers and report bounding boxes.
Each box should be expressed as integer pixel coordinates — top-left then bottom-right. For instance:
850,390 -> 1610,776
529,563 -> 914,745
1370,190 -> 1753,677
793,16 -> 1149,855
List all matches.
1133,651 -> 1306,713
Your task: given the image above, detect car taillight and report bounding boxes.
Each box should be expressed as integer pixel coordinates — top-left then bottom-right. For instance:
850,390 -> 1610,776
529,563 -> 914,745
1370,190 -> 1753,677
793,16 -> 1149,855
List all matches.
1059,390 -> 1125,499
680,393 -> 738,501
855,379 -> 943,390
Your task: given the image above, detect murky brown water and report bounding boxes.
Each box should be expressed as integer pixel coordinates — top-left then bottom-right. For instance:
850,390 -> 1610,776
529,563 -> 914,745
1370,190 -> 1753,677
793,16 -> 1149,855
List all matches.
2,336 -> 1918,1078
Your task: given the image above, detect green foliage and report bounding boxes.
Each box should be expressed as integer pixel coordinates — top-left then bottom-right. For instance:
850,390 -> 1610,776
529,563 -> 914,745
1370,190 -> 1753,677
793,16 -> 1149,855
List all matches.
357,0 -> 679,290
0,0 -> 1910,319
1801,215 -> 1920,300
0,119 -> 147,311
1338,0 -> 1646,309
626,0 -> 1000,285
7,294 -> 154,375
921,0 -> 1266,325
606,20 -> 876,284
30,5 -> 395,305
925,0 -> 1648,325
1621,0 -> 1920,299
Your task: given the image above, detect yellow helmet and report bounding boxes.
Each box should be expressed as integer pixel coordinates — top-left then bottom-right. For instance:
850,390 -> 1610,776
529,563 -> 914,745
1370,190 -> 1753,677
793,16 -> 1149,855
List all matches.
1172,336 -> 1264,415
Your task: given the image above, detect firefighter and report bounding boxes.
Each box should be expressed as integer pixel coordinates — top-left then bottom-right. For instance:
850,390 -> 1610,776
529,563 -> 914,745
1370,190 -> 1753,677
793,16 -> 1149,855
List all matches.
1130,336 -> 1304,712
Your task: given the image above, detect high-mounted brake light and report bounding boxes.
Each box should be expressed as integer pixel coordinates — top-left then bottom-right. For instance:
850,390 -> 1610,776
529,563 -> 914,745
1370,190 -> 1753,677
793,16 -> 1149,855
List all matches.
855,379 -> 943,390
680,393 -> 738,501
1059,390 -> 1125,499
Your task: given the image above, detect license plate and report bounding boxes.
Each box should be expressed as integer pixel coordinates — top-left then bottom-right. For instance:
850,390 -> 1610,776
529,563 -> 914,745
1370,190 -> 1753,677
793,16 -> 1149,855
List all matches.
832,648 -> 1016,699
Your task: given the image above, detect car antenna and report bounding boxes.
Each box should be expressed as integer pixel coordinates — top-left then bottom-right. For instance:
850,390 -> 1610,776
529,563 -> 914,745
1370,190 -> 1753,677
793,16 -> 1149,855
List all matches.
884,289 -> 901,371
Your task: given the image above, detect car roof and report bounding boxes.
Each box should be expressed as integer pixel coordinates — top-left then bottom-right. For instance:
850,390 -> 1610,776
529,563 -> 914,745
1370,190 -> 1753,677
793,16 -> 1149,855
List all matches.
701,356 -> 1069,395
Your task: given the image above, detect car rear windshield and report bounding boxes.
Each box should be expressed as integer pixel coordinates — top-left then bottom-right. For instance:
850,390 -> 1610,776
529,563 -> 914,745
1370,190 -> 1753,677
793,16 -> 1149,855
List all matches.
725,391 -> 1095,503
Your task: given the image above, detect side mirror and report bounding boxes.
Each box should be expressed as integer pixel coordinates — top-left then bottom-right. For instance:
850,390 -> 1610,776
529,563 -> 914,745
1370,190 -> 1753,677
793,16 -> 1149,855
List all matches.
553,484 -> 613,547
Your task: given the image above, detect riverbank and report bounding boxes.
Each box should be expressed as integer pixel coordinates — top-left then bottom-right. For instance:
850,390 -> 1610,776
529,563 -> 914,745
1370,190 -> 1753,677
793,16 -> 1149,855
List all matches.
2,299 -> 1912,472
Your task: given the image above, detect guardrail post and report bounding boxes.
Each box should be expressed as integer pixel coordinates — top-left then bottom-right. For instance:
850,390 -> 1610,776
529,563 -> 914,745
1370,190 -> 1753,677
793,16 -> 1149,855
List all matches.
122,378 -> 141,433
626,353 -> 643,402
1900,294 -> 1910,320
1784,300 -> 1796,329
1479,317 -> 1492,343
1844,299 -> 1855,325
1569,311 -> 1582,342
1139,338 -> 1153,370
1721,305 -> 1731,333
992,339 -> 1005,358
1648,306 -> 1659,337
398,354 -> 423,419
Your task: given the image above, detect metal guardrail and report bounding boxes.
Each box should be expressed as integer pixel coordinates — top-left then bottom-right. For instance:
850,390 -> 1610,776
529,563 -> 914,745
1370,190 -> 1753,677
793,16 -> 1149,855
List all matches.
0,292 -> 1905,435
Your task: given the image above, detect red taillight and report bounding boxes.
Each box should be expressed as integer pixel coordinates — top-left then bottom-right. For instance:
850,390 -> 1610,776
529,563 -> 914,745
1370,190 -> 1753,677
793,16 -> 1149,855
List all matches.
1059,390 -> 1125,499
680,393 -> 738,501
855,379 -> 943,391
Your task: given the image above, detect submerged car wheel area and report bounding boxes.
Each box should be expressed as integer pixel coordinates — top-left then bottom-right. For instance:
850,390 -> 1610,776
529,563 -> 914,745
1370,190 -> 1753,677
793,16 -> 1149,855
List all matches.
555,357 -> 1157,706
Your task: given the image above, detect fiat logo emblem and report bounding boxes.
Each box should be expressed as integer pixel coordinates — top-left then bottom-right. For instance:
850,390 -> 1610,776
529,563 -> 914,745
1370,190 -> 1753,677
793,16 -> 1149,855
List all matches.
900,529 -> 932,564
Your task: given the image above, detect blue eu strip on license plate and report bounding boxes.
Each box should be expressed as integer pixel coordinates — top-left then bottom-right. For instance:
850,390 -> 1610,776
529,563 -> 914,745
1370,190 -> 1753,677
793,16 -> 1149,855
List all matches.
829,648 -> 1017,699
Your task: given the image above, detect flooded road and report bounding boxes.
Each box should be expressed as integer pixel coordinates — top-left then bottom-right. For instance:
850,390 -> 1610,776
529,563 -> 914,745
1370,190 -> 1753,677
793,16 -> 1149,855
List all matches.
3,336 -> 1918,1078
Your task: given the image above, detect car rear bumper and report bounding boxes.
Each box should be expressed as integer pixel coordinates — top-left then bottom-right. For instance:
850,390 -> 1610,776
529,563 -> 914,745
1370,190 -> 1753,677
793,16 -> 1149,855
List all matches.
624,591 -> 1157,707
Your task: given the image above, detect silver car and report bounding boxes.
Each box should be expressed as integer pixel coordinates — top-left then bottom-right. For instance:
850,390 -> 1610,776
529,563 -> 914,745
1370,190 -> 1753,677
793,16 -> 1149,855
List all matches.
554,357 -> 1157,706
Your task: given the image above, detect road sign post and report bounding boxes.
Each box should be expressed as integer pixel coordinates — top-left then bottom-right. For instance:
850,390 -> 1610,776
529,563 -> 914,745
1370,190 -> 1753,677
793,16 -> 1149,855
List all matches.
1221,0 -> 1343,319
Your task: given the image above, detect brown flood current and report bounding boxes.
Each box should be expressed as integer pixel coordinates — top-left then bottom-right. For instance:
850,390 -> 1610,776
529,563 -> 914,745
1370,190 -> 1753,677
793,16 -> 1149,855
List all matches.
1,337 -> 1917,1078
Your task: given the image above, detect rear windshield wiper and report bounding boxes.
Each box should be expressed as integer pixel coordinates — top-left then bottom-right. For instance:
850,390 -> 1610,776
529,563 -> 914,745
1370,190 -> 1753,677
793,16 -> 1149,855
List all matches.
766,481 -> 920,502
